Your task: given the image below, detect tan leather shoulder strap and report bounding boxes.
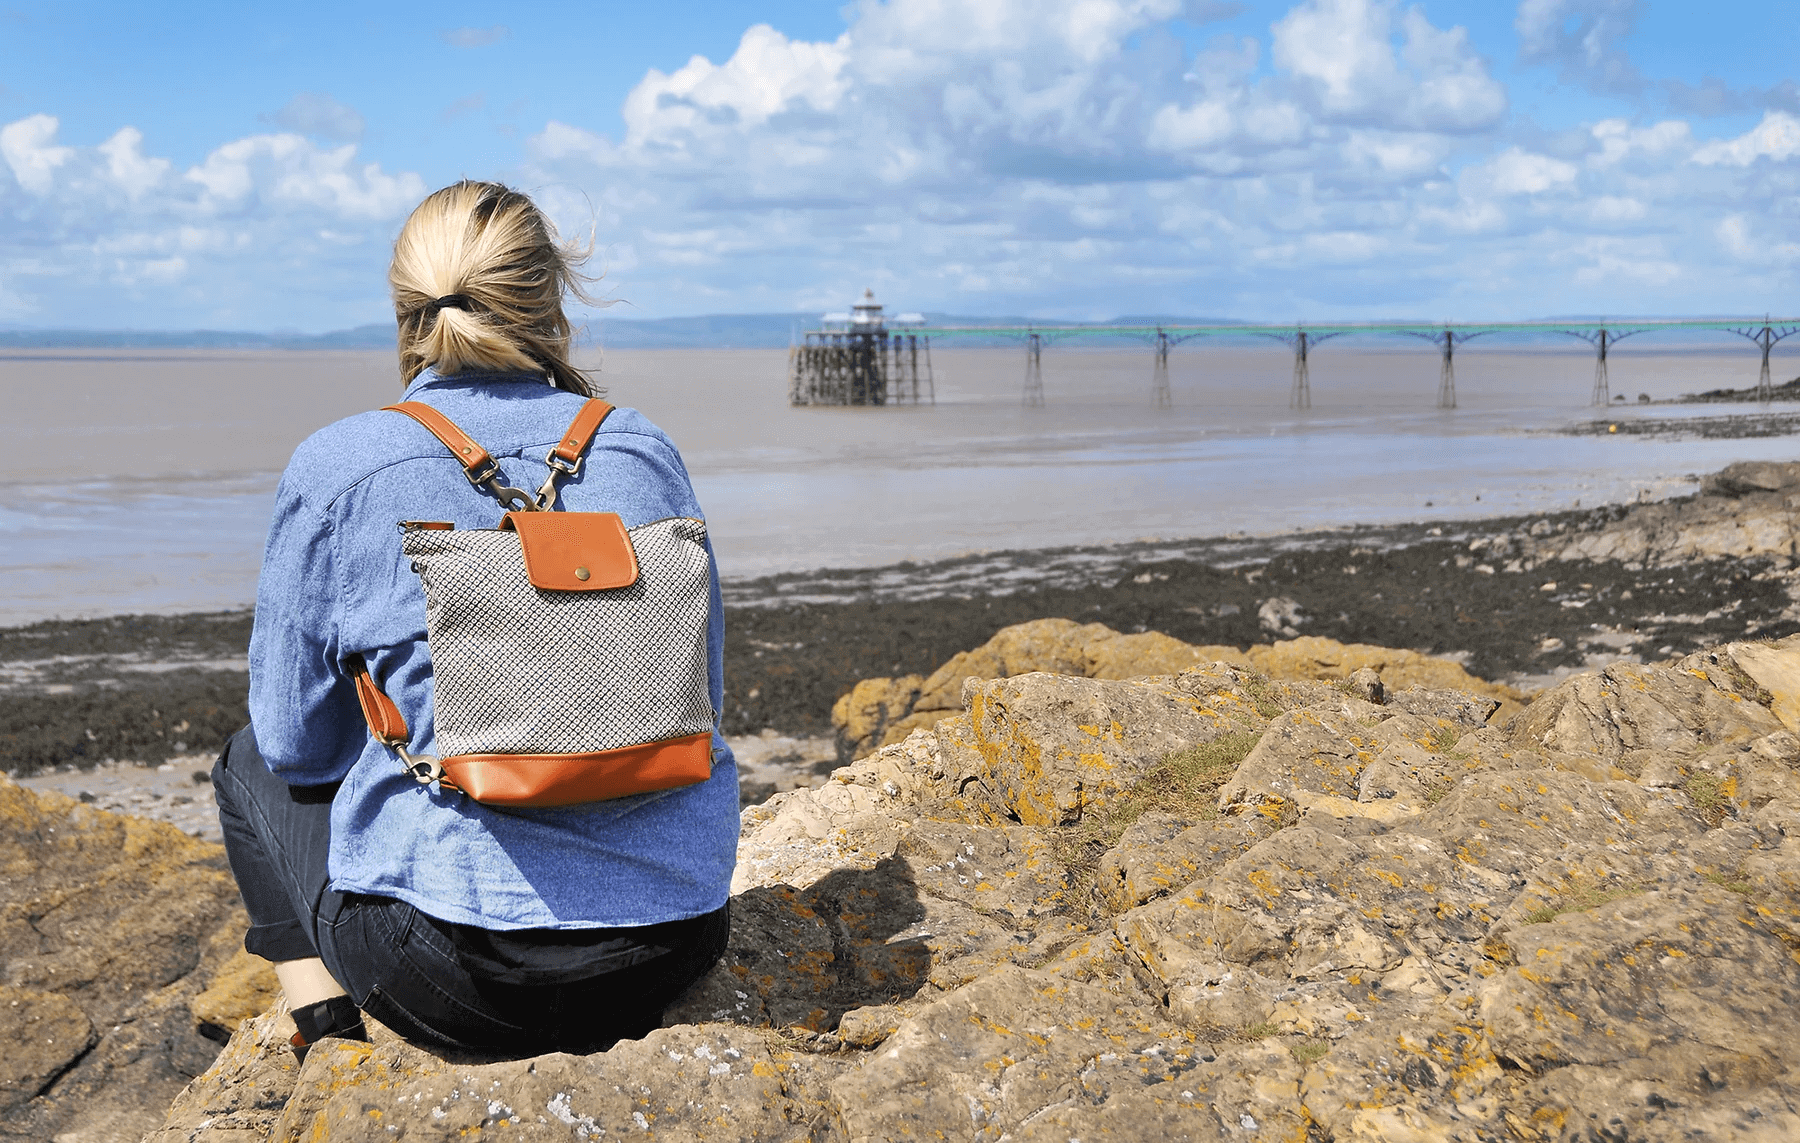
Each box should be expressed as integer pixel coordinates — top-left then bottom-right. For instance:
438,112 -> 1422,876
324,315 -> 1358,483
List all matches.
382,402 -> 492,478
385,397 -> 613,512
550,399 -> 615,469
348,655 -> 409,747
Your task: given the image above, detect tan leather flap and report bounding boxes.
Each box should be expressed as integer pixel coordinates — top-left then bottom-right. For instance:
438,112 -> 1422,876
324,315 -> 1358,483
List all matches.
503,511 -> 638,591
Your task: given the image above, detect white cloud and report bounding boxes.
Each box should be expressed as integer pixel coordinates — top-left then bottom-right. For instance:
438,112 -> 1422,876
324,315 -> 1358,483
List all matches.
651,4 -> 1800,319
1568,236 -> 1679,286
1270,0 -> 1505,132
1691,111 -> 1800,166
1515,0 -> 1642,93
1149,99 -> 1233,149
97,127 -> 169,199
0,114 -> 424,326
1717,213 -> 1800,263
1,114 -> 73,194
185,134 -> 423,218
620,24 -> 849,141
495,0 -> 1800,321
1484,148 -> 1579,195
1585,195 -> 1646,222
266,92 -> 366,142
1589,118 -> 1691,167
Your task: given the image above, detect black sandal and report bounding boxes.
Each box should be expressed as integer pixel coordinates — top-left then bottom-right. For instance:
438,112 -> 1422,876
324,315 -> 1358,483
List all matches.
289,995 -> 369,1063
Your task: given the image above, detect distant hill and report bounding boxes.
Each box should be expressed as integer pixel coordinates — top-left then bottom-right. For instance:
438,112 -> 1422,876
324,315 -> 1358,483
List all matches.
0,324 -> 396,349
0,314 -> 1758,352
587,313 -> 810,349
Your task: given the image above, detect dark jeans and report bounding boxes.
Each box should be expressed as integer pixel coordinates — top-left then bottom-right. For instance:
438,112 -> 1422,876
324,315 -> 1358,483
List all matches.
212,725 -> 729,1057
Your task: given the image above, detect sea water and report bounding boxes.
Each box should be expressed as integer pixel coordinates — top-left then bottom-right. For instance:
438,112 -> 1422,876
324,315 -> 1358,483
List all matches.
1,342 -> 1796,626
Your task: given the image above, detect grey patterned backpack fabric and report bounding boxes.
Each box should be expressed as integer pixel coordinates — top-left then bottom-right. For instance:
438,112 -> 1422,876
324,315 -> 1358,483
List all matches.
348,398 -> 716,808
404,516 -> 714,758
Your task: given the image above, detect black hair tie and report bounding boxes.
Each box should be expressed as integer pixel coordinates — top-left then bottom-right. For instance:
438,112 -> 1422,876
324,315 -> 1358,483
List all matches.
426,294 -> 473,313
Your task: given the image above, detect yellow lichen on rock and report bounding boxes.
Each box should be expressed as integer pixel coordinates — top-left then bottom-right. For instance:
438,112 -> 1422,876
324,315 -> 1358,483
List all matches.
1243,636 -> 1526,723
833,618 -> 1524,759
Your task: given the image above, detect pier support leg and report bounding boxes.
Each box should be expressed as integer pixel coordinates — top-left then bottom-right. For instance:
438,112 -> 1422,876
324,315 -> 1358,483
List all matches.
1152,330 -> 1172,408
1290,331 -> 1311,410
1758,326 -> 1775,404
1437,330 -> 1456,409
1590,328 -> 1611,406
905,336 -> 919,404
1024,333 -> 1045,407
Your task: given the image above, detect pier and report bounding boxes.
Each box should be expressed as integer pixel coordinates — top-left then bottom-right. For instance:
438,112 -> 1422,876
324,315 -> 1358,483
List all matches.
913,317 -> 1800,408
788,290 -> 934,406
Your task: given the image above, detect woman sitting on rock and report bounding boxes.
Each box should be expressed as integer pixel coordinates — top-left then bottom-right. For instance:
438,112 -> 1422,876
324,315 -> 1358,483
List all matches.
213,181 -> 738,1060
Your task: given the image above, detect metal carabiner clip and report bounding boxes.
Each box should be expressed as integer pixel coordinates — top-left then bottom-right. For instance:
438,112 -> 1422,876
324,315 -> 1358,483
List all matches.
466,460 -> 542,512
533,449 -> 582,512
393,741 -> 447,786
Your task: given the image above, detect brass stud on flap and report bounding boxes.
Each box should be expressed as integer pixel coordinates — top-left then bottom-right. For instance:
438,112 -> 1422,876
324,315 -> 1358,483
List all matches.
574,567 -> 591,581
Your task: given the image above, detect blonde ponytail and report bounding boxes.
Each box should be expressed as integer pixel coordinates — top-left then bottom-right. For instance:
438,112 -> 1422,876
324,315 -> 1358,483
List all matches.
389,182 -> 598,396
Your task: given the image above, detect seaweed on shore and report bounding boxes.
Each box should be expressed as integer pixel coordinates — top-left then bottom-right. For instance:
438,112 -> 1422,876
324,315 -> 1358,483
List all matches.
1,674 -> 248,775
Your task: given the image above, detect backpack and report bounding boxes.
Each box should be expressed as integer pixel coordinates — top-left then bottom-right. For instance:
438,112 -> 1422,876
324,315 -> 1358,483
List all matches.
348,398 -> 716,808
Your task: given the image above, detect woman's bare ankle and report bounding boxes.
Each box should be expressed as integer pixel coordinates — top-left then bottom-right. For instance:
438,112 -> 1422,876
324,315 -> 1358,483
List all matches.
273,957 -> 349,1010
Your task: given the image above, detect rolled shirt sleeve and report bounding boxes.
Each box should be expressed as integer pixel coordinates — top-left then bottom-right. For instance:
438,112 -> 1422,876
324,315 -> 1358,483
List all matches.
248,474 -> 364,784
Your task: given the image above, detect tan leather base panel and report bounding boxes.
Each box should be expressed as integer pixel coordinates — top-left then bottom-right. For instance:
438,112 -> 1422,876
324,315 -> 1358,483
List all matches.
441,732 -> 714,807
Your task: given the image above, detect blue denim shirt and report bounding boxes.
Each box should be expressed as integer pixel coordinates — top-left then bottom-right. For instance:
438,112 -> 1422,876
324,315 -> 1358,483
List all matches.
248,369 -> 739,930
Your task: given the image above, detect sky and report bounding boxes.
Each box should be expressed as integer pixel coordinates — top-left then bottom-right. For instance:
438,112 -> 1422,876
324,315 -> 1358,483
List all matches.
0,0 -> 1796,330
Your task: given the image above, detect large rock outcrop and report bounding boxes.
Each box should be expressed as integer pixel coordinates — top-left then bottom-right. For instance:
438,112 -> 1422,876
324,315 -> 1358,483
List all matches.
149,633 -> 1800,1141
832,617 -> 1525,760
0,778 -> 275,1142
1524,459 -> 1800,569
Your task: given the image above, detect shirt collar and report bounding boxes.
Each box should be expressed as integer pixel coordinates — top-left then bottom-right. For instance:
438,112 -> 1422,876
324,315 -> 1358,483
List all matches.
400,366 -> 550,400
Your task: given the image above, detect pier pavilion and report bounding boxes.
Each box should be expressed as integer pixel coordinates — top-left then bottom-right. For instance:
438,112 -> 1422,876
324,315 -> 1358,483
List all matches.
788,290 -> 935,406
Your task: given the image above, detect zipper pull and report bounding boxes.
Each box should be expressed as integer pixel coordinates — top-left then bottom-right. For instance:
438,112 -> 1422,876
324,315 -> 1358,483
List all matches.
398,520 -> 455,531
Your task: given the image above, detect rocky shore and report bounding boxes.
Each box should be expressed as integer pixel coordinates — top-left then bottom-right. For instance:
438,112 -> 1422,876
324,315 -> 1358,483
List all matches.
1561,411 -> 1800,439
19,627 -> 1784,1141
8,460 -> 1800,795
1675,376 -> 1800,403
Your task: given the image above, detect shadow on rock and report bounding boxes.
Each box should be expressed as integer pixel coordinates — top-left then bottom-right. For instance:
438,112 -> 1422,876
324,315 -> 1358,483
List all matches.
665,856 -> 929,1032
